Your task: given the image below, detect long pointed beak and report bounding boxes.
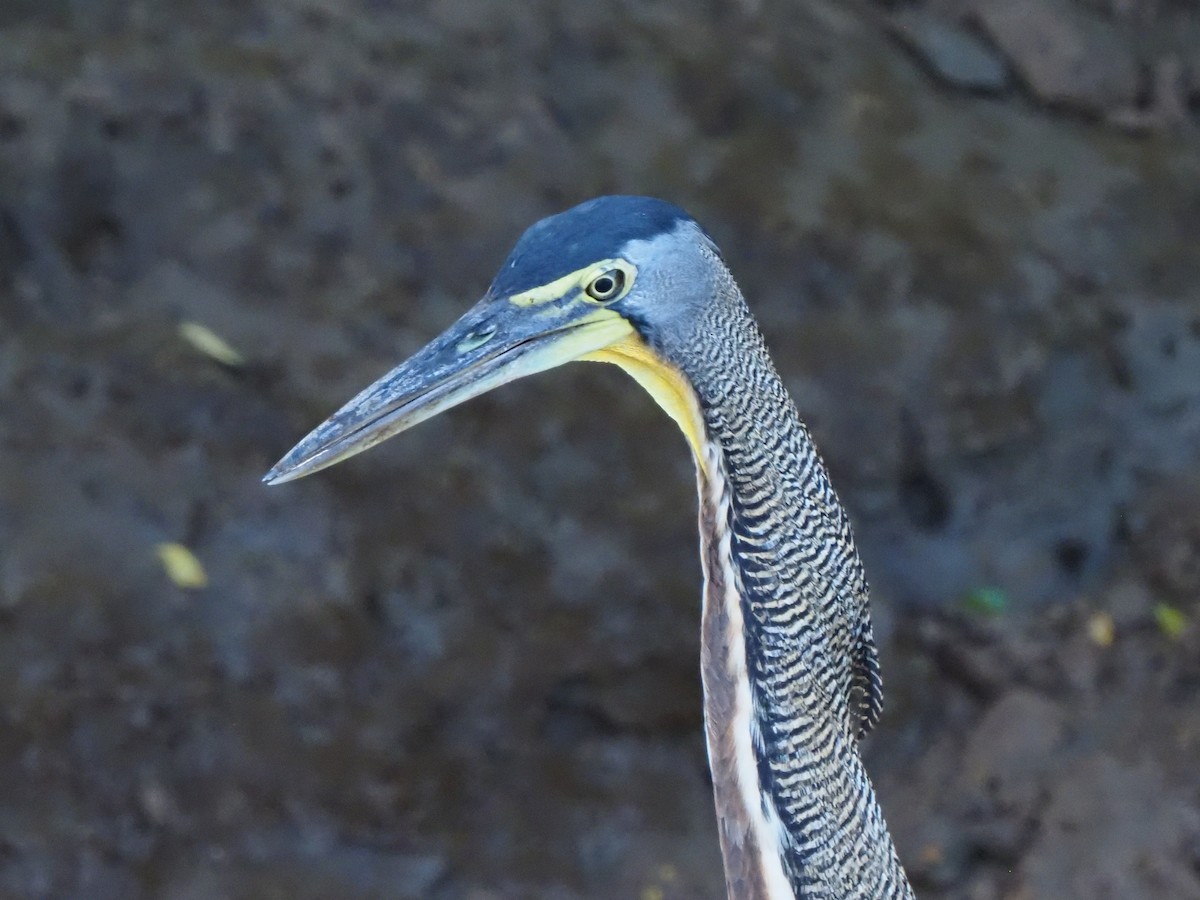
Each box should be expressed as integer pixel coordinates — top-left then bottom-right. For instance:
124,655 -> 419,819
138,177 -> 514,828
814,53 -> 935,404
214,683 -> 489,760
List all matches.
264,300 -> 634,485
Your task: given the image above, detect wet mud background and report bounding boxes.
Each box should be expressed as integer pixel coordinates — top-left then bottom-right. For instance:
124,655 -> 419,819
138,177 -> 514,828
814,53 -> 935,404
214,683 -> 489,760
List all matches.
3,0 -> 1200,897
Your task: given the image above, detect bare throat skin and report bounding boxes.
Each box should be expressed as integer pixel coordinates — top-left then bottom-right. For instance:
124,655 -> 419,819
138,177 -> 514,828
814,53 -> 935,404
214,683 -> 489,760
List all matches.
697,445 -> 797,900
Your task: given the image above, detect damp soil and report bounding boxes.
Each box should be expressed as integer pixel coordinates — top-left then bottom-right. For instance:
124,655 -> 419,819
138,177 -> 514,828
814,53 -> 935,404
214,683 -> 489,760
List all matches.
2,1 -> 1199,897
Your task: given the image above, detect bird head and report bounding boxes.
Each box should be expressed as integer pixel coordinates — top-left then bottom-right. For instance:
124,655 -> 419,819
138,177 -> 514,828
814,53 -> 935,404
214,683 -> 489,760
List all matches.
264,196 -> 721,485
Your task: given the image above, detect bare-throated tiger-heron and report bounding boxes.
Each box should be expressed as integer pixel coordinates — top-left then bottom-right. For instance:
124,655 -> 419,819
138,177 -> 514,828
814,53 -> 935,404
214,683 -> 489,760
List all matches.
266,196 -> 915,899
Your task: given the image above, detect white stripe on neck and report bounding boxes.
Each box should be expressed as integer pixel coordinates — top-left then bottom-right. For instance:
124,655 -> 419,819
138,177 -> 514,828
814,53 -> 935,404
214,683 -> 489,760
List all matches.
701,441 -> 796,900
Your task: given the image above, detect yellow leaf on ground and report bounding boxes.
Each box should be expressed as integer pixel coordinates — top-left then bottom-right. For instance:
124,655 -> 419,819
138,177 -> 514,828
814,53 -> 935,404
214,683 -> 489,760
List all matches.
1087,611 -> 1115,647
178,321 -> 244,367
156,543 -> 208,589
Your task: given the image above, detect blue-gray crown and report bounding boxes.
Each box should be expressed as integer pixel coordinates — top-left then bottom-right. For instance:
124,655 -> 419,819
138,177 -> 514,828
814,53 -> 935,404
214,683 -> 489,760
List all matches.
489,196 -> 696,297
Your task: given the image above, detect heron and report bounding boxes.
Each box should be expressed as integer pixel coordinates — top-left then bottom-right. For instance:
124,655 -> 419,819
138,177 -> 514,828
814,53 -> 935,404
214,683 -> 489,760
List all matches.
265,196 -> 915,899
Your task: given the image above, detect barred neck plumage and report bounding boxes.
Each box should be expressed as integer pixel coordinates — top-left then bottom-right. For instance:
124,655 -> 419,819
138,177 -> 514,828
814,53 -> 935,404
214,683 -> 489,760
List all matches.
677,262 -> 914,900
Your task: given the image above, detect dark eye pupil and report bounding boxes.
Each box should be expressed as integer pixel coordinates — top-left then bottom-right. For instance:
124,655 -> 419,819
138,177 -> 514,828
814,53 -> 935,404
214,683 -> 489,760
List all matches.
589,270 -> 624,300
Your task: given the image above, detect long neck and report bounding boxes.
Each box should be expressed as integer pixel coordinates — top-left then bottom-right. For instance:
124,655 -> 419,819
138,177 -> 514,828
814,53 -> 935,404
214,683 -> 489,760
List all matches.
681,274 -> 914,899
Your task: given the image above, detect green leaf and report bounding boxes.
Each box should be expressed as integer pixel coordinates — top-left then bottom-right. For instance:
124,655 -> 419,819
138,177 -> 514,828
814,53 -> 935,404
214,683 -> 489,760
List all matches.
963,586 -> 1007,617
1153,603 -> 1187,640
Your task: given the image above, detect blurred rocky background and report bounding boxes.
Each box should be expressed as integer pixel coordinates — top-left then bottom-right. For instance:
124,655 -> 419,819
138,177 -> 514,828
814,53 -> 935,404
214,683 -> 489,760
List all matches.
2,0 -> 1200,897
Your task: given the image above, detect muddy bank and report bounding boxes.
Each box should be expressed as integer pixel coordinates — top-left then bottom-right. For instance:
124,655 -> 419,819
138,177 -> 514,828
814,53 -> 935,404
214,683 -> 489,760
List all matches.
1,0 -> 1199,897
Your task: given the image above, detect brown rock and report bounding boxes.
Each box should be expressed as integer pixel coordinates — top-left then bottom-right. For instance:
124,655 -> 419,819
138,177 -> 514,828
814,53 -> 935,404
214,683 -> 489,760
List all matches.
958,689 -> 1067,811
973,0 -> 1140,114
1019,755 -> 1200,898
888,9 -> 1010,93
1131,477 -> 1200,601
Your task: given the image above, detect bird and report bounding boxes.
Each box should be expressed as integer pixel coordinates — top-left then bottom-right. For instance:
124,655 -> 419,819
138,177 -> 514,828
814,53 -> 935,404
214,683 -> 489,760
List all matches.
265,196 -> 915,899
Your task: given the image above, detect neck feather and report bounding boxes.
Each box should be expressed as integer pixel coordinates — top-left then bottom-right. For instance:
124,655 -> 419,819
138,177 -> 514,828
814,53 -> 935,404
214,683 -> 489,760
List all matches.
681,274 -> 914,899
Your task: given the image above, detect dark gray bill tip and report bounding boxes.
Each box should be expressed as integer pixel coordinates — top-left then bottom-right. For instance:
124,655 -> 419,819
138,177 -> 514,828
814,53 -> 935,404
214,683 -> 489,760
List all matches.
261,435 -> 335,486
262,458 -> 301,486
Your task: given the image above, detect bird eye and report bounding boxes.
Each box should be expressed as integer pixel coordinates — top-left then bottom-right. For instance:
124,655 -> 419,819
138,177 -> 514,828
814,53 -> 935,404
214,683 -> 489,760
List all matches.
585,269 -> 625,303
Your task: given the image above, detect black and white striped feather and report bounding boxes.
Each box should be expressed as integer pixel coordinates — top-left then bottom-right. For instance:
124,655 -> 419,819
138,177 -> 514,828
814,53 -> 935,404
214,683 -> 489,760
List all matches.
678,251 -> 913,899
